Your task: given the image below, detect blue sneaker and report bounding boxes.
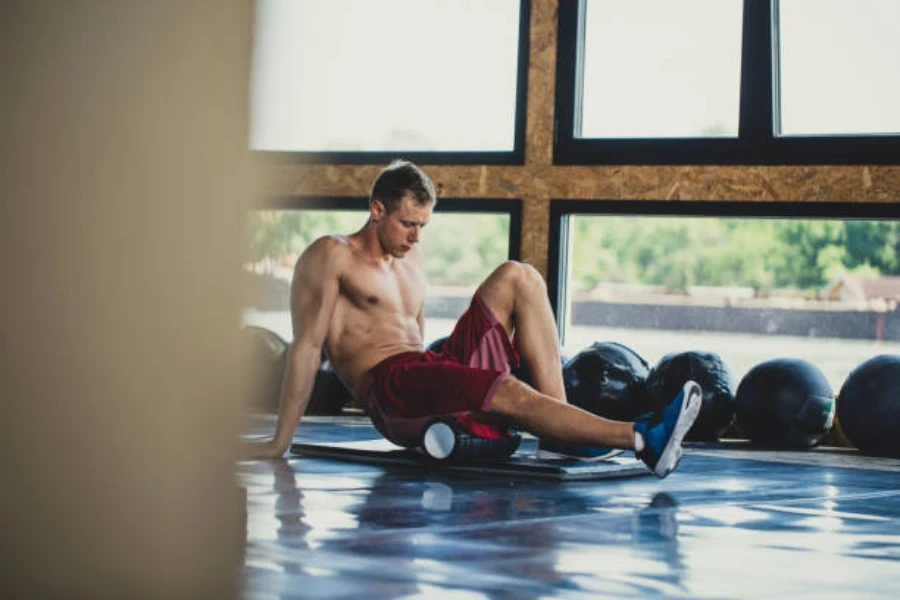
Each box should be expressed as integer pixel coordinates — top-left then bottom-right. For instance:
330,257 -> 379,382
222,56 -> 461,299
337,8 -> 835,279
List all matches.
536,438 -> 624,462
634,380 -> 702,478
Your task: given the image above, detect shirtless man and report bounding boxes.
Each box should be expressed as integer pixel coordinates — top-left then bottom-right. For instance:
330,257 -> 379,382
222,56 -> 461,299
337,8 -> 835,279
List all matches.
246,160 -> 701,478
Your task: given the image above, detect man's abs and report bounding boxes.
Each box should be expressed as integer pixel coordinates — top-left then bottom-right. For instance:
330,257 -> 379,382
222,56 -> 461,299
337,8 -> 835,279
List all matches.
325,301 -> 424,393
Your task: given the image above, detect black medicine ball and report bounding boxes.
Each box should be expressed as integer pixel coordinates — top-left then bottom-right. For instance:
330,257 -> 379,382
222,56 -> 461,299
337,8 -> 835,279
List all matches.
563,341 -> 651,421
243,325 -> 288,413
242,325 -> 350,416
307,363 -> 354,416
427,335 -> 450,354
644,351 -> 736,441
735,358 -> 834,449
836,354 -> 900,458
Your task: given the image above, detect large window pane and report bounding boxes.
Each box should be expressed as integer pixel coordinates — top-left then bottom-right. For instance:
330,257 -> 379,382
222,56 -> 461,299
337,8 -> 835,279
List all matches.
563,214 -> 900,390
244,208 -> 510,344
579,0 -> 743,139
250,0 -> 522,152
778,0 -> 900,136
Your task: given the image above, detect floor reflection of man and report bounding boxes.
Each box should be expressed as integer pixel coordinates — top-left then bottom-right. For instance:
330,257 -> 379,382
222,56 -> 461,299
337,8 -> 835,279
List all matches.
346,473 -> 595,600
245,461 -> 689,598
630,493 -> 687,594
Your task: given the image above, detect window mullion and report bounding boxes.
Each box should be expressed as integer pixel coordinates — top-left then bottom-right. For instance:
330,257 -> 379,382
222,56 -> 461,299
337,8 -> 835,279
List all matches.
738,0 -> 776,150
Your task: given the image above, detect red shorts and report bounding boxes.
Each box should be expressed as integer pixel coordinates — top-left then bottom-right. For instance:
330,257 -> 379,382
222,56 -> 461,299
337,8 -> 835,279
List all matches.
357,294 -> 520,447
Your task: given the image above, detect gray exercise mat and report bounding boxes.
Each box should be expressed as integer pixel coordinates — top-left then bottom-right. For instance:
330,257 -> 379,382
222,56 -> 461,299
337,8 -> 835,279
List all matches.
290,438 -> 651,481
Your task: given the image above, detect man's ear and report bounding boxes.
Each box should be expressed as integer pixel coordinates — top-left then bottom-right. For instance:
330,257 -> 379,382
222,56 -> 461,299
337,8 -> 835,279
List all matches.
370,199 -> 386,222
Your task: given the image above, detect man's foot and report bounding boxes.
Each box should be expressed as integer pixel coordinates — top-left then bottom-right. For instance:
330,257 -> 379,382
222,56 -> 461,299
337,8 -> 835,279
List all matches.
536,438 -> 624,462
634,380 -> 702,478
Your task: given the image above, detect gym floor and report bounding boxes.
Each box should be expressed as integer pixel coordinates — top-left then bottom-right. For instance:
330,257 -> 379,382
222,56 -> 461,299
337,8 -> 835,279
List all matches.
239,416 -> 900,599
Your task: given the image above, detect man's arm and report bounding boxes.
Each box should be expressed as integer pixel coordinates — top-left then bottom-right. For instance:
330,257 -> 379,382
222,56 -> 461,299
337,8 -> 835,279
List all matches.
416,305 -> 425,340
244,238 -> 342,459
414,246 -> 426,340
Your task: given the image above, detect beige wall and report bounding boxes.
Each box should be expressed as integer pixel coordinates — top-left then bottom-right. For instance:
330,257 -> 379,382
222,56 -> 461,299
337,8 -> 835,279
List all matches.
2,2 -> 252,596
256,0 -> 900,277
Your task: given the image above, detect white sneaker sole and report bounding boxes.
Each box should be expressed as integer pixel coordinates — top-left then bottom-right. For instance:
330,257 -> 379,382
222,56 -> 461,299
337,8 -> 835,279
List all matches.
653,381 -> 702,478
536,448 -> 625,462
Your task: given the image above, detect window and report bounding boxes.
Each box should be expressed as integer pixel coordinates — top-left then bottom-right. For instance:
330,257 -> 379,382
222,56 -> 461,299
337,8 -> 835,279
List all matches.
555,0 -> 900,164
579,0 -> 743,139
250,0 -> 530,164
549,200 -> 900,388
777,0 -> 900,136
243,198 -> 520,345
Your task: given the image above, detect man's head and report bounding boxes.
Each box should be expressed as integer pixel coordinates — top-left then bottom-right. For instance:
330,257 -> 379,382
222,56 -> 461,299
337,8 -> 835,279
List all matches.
369,160 -> 436,258
370,160 -> 437,213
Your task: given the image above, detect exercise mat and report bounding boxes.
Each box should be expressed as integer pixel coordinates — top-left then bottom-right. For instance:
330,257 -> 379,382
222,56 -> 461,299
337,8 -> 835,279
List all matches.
290,438 -> 650,481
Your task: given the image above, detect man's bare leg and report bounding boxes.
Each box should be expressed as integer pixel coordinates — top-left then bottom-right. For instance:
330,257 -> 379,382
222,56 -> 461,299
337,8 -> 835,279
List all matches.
473,260 -> 704,477
476,261 -> 567,401
488,375 -> 704,478
488,376 -> 636,449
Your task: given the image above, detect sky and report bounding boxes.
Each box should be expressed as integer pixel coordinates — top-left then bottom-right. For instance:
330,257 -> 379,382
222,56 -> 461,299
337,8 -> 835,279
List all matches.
250,0 -> 520,151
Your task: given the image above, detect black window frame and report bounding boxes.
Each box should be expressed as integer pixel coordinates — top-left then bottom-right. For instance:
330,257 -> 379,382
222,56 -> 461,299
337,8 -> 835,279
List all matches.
251,0 -> 532,166
554,0 -> 900,165
548,199 -> 900,343
255,196 -> 522,261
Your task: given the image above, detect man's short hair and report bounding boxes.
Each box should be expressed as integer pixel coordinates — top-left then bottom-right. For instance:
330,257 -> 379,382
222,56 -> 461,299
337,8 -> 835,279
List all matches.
370,160 -> 437,212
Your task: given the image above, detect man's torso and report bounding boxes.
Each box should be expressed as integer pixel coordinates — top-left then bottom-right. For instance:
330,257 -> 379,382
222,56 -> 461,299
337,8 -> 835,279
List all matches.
322,235 -> 427,392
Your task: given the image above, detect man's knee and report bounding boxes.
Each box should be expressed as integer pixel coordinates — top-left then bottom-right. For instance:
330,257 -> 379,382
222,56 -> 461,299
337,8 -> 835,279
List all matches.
519,262 -> 546,290
493,260 -> 546,293
487,375 -> 526,417
488,375 -> 543,417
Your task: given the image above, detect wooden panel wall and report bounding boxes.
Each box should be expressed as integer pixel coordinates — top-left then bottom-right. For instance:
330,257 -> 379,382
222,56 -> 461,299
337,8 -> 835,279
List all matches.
256,0 -> 900,278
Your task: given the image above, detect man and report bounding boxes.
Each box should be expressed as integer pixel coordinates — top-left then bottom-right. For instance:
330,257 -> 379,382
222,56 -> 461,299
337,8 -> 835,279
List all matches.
246,160 -> 701,478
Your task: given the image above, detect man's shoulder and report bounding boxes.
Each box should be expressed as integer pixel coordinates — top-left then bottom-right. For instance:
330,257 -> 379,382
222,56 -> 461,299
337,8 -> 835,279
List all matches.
295,235 -> 352,275
303,234 -> 352,258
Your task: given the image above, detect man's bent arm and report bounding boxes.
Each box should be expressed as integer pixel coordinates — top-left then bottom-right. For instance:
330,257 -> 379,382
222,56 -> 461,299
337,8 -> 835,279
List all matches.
245,238 -> 341,459
415,247 -> 427,339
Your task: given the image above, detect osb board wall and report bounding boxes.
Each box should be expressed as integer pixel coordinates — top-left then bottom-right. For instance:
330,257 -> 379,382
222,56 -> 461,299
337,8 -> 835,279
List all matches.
256,0 -> 900,278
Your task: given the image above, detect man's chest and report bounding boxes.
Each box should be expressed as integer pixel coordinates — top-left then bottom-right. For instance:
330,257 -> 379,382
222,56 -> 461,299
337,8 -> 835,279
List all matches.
340,260 -> 425,315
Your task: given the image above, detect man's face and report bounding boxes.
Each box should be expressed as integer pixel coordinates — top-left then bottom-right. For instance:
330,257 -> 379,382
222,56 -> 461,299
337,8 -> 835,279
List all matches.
372,192 -> 433,258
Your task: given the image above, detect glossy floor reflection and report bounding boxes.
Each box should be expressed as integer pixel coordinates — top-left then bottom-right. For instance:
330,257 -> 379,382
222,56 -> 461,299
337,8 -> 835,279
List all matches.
238,417 -> 900,599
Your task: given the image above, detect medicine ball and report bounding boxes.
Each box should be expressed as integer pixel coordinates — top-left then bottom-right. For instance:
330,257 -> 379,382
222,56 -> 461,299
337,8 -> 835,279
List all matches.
644,351 -> 736,441
307,362 -> 354,416
563,341 -> 651,421
242,325 -> 288,413
735,358 -> 834,449
427,336 -> 449,353
836,354 -> 900,457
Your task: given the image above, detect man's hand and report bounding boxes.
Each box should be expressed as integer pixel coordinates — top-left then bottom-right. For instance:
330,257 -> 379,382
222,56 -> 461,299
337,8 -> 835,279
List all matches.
241,439 -> 288,460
